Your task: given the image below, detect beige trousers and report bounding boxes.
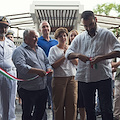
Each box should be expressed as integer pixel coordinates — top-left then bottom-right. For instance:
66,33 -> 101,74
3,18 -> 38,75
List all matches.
52,76 -> 78,120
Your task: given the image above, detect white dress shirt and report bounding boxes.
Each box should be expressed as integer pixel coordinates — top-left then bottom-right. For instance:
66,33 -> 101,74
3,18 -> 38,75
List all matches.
65,27 -> 120,83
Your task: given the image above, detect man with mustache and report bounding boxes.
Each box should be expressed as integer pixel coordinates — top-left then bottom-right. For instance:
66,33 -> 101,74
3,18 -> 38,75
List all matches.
65,11 -> 120,120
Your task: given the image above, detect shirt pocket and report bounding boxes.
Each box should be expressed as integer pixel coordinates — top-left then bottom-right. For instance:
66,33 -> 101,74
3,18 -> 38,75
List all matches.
92,39 -> 105,56
26,57 -> 36,66
5,45 -> 13,59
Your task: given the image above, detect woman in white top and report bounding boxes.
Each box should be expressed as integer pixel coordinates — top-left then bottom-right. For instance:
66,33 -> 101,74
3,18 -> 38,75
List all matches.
48,27 -> 78,120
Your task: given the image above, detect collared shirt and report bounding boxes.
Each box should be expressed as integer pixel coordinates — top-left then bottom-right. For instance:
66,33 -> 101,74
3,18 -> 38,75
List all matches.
0,37 -> 16,71
12,42 -> 52,90
65,27 -> 120,83
37,36 -> 58,56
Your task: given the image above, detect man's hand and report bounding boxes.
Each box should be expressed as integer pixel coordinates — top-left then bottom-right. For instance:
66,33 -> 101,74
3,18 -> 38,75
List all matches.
78,54 -> 89,63
112,67 -> 117,73
46,69 -> 53,76
111,61 -> 119,68
37,69 -> 46,77
90,55 -> 102,65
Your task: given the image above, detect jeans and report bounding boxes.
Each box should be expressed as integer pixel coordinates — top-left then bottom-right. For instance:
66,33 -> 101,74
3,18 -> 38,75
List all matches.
95,90 -> 101,114
79,78 -> 113,120
18,87 -> 48,120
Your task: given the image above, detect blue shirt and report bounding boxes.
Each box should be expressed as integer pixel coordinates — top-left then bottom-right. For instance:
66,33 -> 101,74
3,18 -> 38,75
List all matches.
37,36 -> 58,56
12,42 -> 52,90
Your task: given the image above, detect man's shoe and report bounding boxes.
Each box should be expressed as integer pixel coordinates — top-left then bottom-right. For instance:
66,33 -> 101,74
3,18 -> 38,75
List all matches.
95,111 -> 101,116
48,105 -> 51,109
95,111 -> 101,118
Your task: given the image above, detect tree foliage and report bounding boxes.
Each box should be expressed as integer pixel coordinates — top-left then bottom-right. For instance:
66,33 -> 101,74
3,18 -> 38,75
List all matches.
93,3 -> 120,16
114,4 -> 120,17
93,3 -> 120,37
112,28 -> 120,38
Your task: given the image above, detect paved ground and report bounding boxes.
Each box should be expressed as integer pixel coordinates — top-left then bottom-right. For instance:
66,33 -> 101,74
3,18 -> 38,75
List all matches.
15,101 -> 102,120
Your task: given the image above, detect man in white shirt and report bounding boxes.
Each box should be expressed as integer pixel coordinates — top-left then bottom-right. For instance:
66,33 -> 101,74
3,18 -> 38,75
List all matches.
65,10 -> 120,120
0,16 -> 17,120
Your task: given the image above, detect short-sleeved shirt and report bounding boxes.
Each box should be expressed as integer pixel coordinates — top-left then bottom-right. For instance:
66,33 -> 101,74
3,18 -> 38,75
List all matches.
65,26 -> 120,83
48,46 -> 76,77
37,36 -> 58,56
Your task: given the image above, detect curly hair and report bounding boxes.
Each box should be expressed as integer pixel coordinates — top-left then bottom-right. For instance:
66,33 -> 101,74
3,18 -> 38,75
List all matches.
54,27 -> 68,39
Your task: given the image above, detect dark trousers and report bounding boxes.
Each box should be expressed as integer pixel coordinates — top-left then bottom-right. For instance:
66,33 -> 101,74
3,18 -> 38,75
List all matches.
47,76 -> 52,107
18,87 -> 48,120
79,78 -> 113,120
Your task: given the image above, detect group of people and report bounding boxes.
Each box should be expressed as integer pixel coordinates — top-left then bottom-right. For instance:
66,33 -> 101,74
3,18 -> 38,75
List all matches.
0,10 -> 120,120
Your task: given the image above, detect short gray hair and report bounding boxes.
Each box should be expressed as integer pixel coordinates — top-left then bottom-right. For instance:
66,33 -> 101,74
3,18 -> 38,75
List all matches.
23,29 -> 31,41
23,29 -> 38,41
39,21 -> 50,30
